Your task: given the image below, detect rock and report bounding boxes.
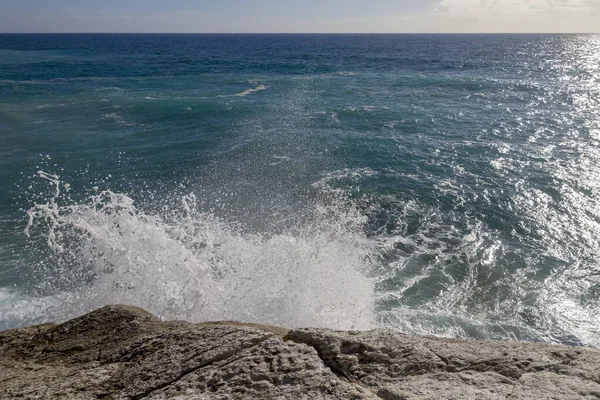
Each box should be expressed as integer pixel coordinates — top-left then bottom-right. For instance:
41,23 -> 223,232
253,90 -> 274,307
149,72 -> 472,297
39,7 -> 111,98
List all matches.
286,328 -> 600,399
1,305 -> 600,399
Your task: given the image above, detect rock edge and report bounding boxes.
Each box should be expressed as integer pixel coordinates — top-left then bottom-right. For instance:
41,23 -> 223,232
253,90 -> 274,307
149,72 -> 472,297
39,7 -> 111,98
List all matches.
2,305 -> 600,399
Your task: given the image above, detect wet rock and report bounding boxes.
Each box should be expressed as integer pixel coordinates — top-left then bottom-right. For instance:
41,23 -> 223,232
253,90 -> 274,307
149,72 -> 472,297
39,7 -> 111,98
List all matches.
2,305 -> 600,399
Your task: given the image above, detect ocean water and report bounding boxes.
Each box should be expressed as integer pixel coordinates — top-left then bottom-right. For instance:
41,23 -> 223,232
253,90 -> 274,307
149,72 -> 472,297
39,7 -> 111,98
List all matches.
1,33 -> 600,347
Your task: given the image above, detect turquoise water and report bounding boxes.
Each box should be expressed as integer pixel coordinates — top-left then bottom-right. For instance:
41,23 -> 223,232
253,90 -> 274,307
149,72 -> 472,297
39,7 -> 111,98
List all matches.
1,34 -> 600,346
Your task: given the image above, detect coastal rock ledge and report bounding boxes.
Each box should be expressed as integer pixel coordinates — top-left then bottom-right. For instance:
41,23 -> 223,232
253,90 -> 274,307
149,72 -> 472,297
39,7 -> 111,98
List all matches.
2,305 -> 600,399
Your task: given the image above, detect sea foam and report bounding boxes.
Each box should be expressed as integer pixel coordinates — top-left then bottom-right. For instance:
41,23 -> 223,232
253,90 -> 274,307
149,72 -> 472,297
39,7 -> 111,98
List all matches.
10,171 -> 375,330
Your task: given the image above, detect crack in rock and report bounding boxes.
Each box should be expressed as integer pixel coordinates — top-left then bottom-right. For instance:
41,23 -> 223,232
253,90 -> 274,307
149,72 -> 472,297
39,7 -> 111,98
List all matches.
131,334 -> 272,399
4,305 -> 600,400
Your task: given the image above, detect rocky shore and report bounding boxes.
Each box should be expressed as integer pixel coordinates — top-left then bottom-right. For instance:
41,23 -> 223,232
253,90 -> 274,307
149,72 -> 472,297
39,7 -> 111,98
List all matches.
2,305 -> 600,399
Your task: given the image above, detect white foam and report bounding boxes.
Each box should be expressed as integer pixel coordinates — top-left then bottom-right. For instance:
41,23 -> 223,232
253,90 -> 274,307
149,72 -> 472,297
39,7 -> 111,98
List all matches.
102,112 -> 137,126
10,173 -> 375,330
0,287 -> 57,331
329,72 -> 357,76
234,84 -> 267,97
314,167 -> 378,188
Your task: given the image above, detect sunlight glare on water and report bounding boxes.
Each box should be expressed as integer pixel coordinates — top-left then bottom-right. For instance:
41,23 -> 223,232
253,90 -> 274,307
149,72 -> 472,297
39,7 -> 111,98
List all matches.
2,34 -> 600,347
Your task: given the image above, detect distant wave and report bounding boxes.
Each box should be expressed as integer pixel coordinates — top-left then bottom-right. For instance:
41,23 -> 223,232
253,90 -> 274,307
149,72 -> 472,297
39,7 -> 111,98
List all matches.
234,85 -> 266,97
0,77 -> 117,85
234,81 -> 267,97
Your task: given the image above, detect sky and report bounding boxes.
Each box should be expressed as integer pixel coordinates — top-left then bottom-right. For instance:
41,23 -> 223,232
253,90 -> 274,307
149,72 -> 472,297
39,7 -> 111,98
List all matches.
1,0 -> 599,33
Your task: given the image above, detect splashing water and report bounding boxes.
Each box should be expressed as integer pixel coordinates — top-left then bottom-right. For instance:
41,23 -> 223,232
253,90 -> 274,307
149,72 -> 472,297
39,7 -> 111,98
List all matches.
13,171 -> 375,330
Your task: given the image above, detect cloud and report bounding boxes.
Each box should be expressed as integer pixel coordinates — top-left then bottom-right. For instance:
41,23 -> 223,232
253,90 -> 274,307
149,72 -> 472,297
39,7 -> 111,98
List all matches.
428,0 -> 600,32
434,0 -> 600,18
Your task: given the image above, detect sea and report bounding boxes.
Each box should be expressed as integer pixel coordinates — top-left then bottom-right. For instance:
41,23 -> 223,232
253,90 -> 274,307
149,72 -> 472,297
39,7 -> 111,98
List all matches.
1,33 -> 599,347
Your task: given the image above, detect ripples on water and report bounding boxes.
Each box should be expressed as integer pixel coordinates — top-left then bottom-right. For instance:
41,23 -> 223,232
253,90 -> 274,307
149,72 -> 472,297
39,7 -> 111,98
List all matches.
0,34 -> 599,347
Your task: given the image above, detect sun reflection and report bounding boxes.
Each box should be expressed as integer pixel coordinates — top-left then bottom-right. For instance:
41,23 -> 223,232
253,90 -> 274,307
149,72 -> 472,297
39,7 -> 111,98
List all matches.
511,34 -> 600,347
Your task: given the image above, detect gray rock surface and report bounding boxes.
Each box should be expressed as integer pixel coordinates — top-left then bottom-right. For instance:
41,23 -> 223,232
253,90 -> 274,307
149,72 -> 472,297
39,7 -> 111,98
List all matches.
2,305 -> 600,399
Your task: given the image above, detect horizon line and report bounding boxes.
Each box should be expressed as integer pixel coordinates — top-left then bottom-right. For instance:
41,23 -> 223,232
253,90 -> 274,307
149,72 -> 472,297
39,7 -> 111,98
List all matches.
1,32 -> 599,35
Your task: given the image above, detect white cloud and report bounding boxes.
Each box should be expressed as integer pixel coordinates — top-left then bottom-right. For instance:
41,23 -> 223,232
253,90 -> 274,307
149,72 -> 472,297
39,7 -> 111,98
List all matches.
434,0 -> 600,18
429,0 -> 600,32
